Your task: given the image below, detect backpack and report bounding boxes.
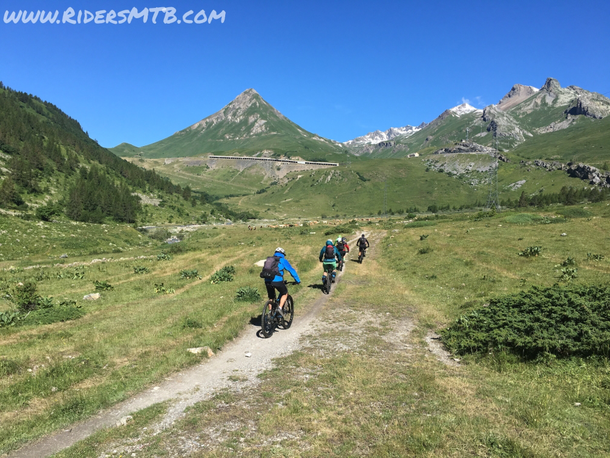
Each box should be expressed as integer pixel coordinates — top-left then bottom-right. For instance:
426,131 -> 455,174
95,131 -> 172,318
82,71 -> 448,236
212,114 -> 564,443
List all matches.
324,245 -> 335,260
336,241 -> 345,251
260,256 -> 281,279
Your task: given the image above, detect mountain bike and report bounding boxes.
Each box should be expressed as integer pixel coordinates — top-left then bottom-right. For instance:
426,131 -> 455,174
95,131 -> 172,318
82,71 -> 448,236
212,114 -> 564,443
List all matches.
261,294 -> 294,338
358,248 -> 367,264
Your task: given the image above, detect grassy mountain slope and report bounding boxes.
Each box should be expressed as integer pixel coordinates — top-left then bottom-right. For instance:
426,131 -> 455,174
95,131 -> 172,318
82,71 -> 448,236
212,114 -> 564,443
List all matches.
510,115 -> 610,165
112,89 -> 347,161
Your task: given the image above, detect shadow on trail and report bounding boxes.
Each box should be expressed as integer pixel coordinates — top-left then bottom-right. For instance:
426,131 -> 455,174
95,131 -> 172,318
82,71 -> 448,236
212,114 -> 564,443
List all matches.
249,315 -> 262,327
308,284 -> 329,295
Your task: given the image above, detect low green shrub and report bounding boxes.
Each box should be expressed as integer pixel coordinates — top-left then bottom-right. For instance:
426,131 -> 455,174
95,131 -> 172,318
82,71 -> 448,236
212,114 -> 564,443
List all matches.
587,253 -> 605,261
93,280 -> 113,291
419,234 -> 429,241
518,246 -> 542,257
235,286 -> 261,302
133,266 -> 150,274
9,281 -> 40,312
180,269 -> 201,280
157,253 -> 172,261
0,359 -> 20,376
38,296 -> 54,309
0,310 -> 19,327
181,317 -> 203,329
418,247 -> 432,255
211,266 -> 235,284
154,283 -> 175,294
558,267 -> 578,282
441,284 -> 610,360
559,257 -> 577,267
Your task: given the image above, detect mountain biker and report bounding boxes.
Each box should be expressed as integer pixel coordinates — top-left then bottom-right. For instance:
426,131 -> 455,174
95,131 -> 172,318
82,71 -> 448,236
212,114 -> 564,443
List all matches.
356,234 -> 370,259
336,236 -> 349,270
319,239 -> 342,284
262,247 -> 300,314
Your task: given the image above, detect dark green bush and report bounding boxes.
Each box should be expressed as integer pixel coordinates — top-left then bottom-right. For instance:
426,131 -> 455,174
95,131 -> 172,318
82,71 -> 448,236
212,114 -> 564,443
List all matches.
149,228 -> 172,241
10,281 -> 40,312
180,269 -> 201,280
518,246 -> 542,257
0,359 -> 20,376
133,266 -> 150,274
418,247 -> 432,255
441,284 -> 610,360
211,266 -> 235,283
235,286 -> 261,302
93,280 -> 113,291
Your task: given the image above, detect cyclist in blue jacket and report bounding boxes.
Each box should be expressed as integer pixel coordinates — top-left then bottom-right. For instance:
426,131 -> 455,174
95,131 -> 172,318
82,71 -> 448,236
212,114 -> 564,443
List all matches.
319,239 -> 342,284
263,247 -> 300,314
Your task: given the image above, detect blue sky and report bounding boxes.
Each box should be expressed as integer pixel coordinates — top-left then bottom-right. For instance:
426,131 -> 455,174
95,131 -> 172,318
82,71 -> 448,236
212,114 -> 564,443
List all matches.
1,0 -> 609,148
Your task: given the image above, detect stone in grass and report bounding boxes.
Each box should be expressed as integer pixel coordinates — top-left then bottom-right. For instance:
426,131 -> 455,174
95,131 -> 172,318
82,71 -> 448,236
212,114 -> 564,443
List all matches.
116,415 -> 133,427
60,254 -> 68,258
83,293 -> 101,301
187,346 -> 215,357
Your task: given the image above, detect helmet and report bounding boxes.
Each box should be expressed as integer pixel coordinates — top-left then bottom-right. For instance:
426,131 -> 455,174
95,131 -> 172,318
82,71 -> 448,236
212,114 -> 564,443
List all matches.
361,234 -> 366,237
275,247 -> 285,255
336,236 -> 342,243
326,239 -> 334,246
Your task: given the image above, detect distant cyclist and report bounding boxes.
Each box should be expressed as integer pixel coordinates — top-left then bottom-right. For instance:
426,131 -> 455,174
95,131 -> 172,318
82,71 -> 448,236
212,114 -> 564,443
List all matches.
335,236 -> 349,270
356,234 -> 369,260
319,239 -> 342,284
260,247 -> 300,315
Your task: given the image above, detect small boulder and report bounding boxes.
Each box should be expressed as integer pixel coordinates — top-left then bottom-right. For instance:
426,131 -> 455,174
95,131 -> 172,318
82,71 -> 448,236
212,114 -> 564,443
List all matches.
116,415 -> 133,427
187,346 -> 214,357
83,293 -> 101,301
60,254 -> 68,259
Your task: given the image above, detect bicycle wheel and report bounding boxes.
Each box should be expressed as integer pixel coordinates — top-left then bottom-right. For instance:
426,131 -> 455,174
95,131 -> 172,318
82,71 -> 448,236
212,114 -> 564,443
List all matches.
281,295 -> 294,329
358,253 -> 363,264
261,300 -> 275,338
324,273 -> 332,294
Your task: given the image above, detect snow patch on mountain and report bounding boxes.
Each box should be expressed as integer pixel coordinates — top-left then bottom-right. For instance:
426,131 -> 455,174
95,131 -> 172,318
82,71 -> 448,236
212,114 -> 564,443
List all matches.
344,125 -> 421,146
449,103 -> 482,117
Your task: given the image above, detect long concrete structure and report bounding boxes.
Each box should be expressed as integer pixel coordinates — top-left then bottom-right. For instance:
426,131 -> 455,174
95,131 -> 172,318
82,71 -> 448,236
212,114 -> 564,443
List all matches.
209,155 -> 339,167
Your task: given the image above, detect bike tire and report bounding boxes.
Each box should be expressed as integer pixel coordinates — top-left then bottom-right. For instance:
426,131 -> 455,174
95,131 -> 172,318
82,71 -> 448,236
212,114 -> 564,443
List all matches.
281,295 -> 294,329
261,300 -> 275,338
325,273 -> 332,294
358,253 -> 363,264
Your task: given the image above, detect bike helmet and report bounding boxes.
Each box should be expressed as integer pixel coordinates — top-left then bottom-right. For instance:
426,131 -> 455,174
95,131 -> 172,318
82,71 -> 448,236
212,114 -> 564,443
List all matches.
326,239 -> 334,245
275,247 -> 285,255
336,236 -> 342,243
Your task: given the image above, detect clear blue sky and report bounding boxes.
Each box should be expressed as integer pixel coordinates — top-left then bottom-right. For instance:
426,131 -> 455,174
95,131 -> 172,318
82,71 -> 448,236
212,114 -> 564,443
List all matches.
2,0 -> 609,148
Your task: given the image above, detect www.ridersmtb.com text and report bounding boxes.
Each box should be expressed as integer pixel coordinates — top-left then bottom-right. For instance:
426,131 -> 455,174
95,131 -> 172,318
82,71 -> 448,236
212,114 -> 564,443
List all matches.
3,7 -> 226,25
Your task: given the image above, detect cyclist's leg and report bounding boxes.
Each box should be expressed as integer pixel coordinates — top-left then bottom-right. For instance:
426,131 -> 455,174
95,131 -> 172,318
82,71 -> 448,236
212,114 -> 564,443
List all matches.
265,282 -> 276,309
273,281 -> 289,310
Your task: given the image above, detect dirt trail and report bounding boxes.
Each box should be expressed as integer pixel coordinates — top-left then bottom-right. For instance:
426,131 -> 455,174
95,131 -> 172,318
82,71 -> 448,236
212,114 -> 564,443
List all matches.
6,235 -> 371,458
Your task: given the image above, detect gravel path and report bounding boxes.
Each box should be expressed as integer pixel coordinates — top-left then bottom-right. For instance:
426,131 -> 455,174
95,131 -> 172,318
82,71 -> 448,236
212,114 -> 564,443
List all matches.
6,236 -> 367,458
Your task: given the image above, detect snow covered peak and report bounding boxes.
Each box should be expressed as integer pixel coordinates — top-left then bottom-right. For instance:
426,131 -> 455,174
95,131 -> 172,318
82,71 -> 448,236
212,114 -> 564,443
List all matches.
449,103 -> 482,117
344,125 -> 421,146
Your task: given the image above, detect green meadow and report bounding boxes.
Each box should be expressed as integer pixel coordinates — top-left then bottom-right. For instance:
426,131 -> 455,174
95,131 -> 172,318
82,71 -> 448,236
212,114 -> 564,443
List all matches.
51,202 -> 610,457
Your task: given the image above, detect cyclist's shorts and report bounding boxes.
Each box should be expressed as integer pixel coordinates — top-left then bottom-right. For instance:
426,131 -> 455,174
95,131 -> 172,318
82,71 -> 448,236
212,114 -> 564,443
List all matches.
265,281 -> 288,299
323,262 -> 336,273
